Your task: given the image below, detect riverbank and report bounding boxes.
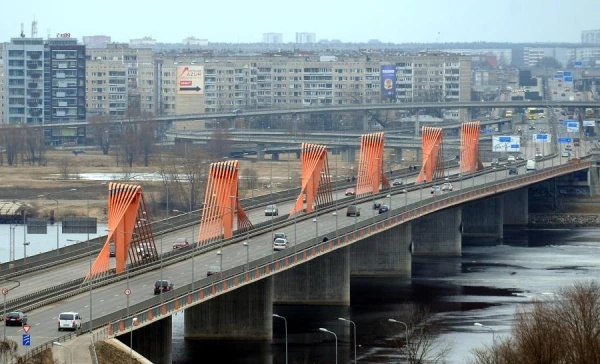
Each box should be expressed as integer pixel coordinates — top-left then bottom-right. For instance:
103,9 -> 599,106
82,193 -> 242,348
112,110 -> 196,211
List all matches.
529,213 -> 600,227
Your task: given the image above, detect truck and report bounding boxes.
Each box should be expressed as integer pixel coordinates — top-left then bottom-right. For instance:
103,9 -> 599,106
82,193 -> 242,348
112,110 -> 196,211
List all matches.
505,110 -> 513,118
526,160 -> 536,171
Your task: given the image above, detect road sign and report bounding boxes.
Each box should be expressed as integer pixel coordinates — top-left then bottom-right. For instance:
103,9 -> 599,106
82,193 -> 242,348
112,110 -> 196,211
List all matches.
563,119 -> 577,126
533,134 -> 551,143
492,136 -> 521,152
553,74 -> 563,79
1,288 -> 7,296
583,120 -> 595,127
124,288 -> 132,296
22,334 -> 30,346
574,61 -> 583,68
566,122 -> 579,132
564,71 -> 572,77
22,325 -> 31,334
564,76 -> 573,82
558,137 -> 572,143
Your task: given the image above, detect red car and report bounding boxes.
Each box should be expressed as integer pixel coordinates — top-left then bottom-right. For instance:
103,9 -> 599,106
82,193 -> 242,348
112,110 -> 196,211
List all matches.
345,188 -> 355,196
172,238 -> 189,249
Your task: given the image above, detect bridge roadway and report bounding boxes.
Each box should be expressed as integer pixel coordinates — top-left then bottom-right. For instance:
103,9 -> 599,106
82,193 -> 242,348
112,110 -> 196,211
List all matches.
9,127 -> 563,354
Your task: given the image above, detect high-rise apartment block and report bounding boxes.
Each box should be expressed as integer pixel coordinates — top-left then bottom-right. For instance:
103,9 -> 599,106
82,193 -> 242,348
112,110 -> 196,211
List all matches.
263,33 -> 283,44
0,43 -> 4,124
296,33 -> 316,44
582,29 -> 600,44
83,35 -> 111,49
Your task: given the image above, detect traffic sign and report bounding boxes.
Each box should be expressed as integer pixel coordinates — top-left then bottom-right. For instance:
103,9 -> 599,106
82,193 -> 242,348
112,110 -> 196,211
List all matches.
533,134 -> 551,143
564,76 -> 573,82
574,61 -> 583,68
558,137 -> 572,143
563,119 -> 577,125
1,288 -> 7,296
22,334 -> 30,346
124,288 -> 132,296
564,71 -> 572,77
22,325 -> 31,334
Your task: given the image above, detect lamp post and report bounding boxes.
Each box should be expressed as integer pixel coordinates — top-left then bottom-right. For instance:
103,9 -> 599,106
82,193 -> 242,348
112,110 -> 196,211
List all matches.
338,318 -> 357,363
217,250 -> 223,277
273,314 -> 288,364
474,322 -> 495,343
38,195 -> 59,255
388,319 -> 409,363
319,327 -> 338,364
173,208 -> 199,291
140,218 -> 170,303
23,241 -> 30,264
52,342 -> 73,364
243,241 -> 250,270
67,238 -> 93,333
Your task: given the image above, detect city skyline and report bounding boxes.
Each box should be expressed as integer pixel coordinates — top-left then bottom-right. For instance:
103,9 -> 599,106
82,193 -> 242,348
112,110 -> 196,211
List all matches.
1,0 -> 599,44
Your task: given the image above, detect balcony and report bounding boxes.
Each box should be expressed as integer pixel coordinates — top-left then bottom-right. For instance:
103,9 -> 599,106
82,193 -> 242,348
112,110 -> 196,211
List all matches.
29,54 -> 41,60
28,102 -> 39,107
28,83 -> 38,88
30,73 -> 41,79
27,63 -> 39,69
29,92 -> 41,98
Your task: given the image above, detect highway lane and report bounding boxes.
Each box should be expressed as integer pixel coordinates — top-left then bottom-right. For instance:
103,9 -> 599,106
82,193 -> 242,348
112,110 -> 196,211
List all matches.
15,155 -> 576,354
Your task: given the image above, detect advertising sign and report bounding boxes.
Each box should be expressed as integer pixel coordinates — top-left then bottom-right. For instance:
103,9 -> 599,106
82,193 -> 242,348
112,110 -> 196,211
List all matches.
177,66 -> 205,95
567,122 -> 579,132
492,136 -> 521,152
533,134 -> 551,143
380,65 -> 397,102
583,120 -> 595,127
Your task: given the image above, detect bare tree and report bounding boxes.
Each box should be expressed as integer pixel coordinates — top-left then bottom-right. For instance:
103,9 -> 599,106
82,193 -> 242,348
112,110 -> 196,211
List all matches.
206,129 -> 233,158
0,339 -> 19,363
138,115 -> 157,167
115,124 -> 139,168
241,167 -> 259,191
89,115 -> 111,155
469,281 -> 600,364
23,127 -> 45,165
1,126 -> 23,166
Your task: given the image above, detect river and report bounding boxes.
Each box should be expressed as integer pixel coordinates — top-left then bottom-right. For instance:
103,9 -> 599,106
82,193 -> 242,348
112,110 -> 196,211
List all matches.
171,227 -> 600,363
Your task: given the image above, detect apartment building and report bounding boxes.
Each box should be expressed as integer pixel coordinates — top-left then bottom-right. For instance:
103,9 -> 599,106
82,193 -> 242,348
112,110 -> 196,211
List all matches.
263,33 -> 283,44
83,35 -> 111,49
85,44 -> 155,117
0,43 -> 4,123
582,30 -> 600,45
296,33 -> 316,44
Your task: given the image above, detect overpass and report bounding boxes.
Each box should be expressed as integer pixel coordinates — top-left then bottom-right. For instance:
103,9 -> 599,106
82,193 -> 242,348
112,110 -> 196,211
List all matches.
5,119 -> 596,362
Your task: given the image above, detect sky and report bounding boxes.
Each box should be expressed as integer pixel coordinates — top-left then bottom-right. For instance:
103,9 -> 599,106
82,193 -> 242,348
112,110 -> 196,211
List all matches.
1,0 -> 599,44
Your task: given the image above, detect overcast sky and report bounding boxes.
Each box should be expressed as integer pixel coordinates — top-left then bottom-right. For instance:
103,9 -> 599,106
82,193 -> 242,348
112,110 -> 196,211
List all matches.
1,0 -> 599,44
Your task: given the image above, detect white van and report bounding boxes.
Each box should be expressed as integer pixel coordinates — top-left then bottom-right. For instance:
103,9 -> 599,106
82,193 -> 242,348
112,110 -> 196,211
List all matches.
526,160 -> 536,171
57,312 -> 81,331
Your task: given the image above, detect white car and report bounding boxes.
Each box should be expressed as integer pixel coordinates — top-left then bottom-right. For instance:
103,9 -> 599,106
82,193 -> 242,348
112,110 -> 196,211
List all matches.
507,155 -> 516,163
562,151 -> 571,158
430,185 -> 442,195
441,183 -> 453,191
273,238 -> 289,251
57,312 -> 81,331
392,178 -> 404,186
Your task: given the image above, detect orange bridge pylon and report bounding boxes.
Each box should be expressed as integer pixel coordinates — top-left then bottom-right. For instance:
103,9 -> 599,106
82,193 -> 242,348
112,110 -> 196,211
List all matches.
416,127 -> 444,183
459,121 -> 484,174
356,132 -> 389,196
197,160 -> 253,245
289,143 -> 333,217
87,183 -> 158,280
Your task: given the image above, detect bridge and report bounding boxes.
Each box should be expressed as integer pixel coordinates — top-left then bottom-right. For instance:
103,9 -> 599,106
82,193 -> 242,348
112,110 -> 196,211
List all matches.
2,117 -> 596,363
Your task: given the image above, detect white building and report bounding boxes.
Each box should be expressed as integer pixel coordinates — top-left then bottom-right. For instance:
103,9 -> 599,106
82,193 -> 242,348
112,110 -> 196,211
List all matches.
130,37 -> 156,48
295,32 -> 316,44
262,33 -> 283,44
582,29 -> 600,44
182,37 -> 208,46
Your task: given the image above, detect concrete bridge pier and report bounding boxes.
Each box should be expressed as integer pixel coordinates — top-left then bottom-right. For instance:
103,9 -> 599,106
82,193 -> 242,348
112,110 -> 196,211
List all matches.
415,148 -> 422,162
462,196 -> 504,239
341,147 -> 356,163
257,143 -> 266,160
393,148 -> 404,163
412,207 -> 462,256
503,188 -> 528,225
273,247 -> 350,305
272,153 -> 279,161
350,224 -> 412,277
184,277 -> 273,340
119,316 -> 172,364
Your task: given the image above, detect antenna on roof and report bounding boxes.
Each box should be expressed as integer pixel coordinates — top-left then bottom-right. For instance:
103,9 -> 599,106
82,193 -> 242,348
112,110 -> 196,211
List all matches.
31,18 -> 38,38
20,23 -> 25,38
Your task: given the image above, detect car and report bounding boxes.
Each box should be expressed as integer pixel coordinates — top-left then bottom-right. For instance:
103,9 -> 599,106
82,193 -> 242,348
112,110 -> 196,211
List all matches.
516,154 -> 525,161
207,266 -> 222,277
154,280 -> 174,295
373,200 -> 383,209
72,149 -> 85,155
529,125 -> 536,130
273,238 -> 289,251
57,312 -> 81,331
562,151 -> 571,157
345,188 -> 355,196
441,182 -> 453,191
172,238 -> 189,249
109,242 -> 115,257
491,158 -> 499,166
265,204 -> 279,216
392,178 -> 404,186
378,204 -> 389,214
346,205 -> 361,217
273,232 -> 287,241
430,185 -> 442,195
232,108 -> 244,114
507,155 -> 516,163
535,152 -> 543,159
526,159 -> 536,171
565,145 -> 572,151
509,167 -> 518,175
4,312 -> 27,326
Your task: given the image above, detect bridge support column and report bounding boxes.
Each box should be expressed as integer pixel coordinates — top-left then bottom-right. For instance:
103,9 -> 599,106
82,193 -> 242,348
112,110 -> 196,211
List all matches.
341,148 -> 356,163
462,196 -> 504,239
394,148 -> 404,163
503,188 -> 528,225
120,316 -> 172,364
415,148 -> 422,162
257,144 -> 265,161
184,277 -> 273,340
273,247 -> 350,305
412,207 -> 462,256
272,153 -> 279,161
350,223 -> 411,277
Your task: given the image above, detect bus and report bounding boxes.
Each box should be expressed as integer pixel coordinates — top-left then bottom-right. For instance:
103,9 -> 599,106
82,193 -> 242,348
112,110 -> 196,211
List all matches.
505,110 -> 513,118
585,108 -> 594,118
526,108 -> 545,120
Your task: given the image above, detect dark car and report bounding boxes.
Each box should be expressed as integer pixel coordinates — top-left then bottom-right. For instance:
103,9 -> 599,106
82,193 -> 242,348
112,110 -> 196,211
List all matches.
4,312 -> 27,326
378,205 -> 390,214
154,280 -> 174,295
509,167 -> 518,175
346,205 -> 361,217
373,200 -> 382,209
109,242 -> 115,257
207,266 -> 222,277
72,149 -> 85,155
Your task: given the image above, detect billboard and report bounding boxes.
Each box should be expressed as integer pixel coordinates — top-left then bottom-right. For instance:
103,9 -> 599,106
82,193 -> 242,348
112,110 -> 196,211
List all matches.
177,66 -> 205,95
492,136 -> 521,152
380,65 -> 396,102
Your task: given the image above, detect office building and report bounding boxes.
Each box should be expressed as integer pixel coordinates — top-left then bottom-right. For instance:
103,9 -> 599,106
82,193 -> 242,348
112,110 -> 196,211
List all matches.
296,32 -> 316,44
263,33 -> 283,44
582,29 -> 600,45
0,43 -> 4,123
83,35 -> 111,49
130,37 -> 156,48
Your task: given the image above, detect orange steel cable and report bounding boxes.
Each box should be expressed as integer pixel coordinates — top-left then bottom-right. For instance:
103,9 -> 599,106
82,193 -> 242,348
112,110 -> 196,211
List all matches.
289,143 -> 333,216
197,160 -> 253,244
416,127 -> 444,183
459,122 -> 484,174
356,132 -> 386,196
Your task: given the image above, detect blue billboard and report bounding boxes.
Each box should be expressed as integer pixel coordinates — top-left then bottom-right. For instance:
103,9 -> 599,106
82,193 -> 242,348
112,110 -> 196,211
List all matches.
380,65 -> 397,102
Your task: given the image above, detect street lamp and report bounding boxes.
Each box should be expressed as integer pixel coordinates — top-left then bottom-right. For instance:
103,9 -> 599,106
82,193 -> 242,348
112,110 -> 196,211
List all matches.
243,241 -> 250,270
216,250 -> 223,277
23,241 -> 30,264
38,194 -> 59,255
52,342 -> 73,364
319,327 -> 338,364
474,322 -> 495,343
388,318 -> 409,363
273,314 -> 288,364
338,318 -> 357,363
140,218 -> 170,303
173,208 -> 200,291
67,238 -> 93,333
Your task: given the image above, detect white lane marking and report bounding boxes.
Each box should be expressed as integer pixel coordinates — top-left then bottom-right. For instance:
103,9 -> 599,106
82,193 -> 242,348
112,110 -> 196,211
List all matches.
35,323 -> 41,326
